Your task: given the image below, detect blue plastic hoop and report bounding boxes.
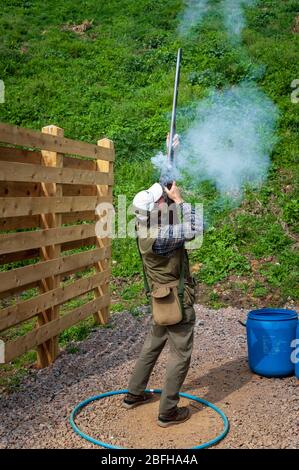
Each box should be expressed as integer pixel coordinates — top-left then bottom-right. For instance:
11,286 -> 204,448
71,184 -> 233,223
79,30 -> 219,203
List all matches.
70,389 -> 230,449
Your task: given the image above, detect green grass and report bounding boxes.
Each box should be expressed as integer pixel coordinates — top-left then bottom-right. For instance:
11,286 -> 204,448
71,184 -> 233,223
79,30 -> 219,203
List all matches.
0,0 -> 298,388
0,351 -> 36,393
0,0 -> 298,294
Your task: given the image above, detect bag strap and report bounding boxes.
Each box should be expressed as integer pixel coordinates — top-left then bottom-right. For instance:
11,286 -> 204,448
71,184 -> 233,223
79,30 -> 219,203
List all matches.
136,235 -> 151,295
178,249 -> 185,296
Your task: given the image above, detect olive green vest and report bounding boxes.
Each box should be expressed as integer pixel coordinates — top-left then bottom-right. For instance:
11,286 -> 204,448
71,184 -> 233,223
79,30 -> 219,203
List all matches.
138,236 -> 195,307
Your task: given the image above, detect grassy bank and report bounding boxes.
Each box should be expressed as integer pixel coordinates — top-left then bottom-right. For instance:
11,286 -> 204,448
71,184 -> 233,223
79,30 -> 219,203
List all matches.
0,0 -> 298,389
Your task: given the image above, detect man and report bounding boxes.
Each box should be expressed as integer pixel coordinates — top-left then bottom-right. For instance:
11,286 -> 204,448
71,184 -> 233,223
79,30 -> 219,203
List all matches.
123,137 -> 202,427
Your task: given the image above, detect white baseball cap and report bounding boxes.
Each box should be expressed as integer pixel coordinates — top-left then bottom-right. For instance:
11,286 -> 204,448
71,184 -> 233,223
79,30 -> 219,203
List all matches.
133,183 -> 163,218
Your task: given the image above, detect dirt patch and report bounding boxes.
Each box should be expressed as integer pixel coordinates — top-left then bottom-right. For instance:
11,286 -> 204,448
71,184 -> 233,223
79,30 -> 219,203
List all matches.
0,306 -> 298,449
195,278 -> 283,310
76,394 -> 223,449
293,16 -> 299,33
194,254 -> 298,309
61,20 -> 93,35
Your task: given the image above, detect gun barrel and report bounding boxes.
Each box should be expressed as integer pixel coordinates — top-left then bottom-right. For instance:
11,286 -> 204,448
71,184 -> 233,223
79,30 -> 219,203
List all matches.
167,48 -> 182,165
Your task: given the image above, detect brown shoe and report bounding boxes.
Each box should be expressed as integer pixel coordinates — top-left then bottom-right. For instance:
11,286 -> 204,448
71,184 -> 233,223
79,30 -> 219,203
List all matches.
123,391 -> 154,409
158,406 -> 191,428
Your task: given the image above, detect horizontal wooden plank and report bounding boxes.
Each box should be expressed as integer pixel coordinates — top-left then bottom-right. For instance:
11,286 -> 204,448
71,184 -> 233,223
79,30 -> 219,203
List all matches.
4,294 -> 110,362
0,181 -> 40,197
63,184 -> 97,196
63,211 -> 96,224
0,282 -> 39,301
0,269 -> 110,331
0,161 -> 114,186
0,223 -> 97,255
0,246 -> 111,293
0,249 -> 38,266
0,211 -> 100,231
0,215 -> 39,231
0,146 -> 41,164
0,236 -> 98,265
0,182 -> 100,197
63,155 -> 96,171
0,149 -> 97,172
62,237 -> 97,252
0,213 -> 96,230
0,195 -> 112,217
0,123 -> 115,161
0,251 -> 38,268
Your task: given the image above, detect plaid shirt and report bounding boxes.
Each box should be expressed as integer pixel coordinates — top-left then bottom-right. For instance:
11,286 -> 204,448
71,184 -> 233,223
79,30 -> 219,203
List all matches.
152,202 -> 203,257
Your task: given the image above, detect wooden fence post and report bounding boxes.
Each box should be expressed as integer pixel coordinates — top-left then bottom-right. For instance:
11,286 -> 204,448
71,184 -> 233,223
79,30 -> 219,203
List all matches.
37,125 -> 63,368
94,138 -> 114,324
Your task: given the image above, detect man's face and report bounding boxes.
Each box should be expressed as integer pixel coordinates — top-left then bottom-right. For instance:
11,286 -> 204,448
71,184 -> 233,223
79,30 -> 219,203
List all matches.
157,196 -> 165,208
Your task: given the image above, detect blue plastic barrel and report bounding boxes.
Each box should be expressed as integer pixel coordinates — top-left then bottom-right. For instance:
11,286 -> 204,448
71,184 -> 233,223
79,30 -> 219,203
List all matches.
295,322 -> 299,380
246,308 -> 298,378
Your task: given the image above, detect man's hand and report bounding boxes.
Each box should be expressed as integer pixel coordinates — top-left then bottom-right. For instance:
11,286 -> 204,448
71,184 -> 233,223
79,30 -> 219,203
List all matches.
164,181 -> 183,204
166,133 -> 180,154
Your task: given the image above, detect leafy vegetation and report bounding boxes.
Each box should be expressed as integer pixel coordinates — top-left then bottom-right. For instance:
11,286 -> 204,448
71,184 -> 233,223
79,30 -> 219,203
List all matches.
0,0 -> 298,389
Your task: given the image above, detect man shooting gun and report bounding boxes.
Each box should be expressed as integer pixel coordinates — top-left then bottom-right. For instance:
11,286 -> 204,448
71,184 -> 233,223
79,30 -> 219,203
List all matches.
123,134 -> 203,427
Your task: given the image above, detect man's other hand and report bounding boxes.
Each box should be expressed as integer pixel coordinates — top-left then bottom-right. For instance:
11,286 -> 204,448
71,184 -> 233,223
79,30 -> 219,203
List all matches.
164,181 -> 183,204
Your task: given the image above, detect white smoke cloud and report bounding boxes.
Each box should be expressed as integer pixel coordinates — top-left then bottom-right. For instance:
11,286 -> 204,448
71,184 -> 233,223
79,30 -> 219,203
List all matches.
178,0 -> 256,38
178,0 -> 210,36
152,83 -> 278,199
167,2 -> 278,203
222,0 -> 256,38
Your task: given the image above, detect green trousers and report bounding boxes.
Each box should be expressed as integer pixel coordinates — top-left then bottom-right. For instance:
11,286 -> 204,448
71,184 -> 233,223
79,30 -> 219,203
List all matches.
128,305 -> 195,417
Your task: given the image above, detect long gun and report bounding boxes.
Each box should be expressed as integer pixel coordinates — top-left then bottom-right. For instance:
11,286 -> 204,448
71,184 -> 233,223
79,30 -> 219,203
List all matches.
167,48 -> 182,168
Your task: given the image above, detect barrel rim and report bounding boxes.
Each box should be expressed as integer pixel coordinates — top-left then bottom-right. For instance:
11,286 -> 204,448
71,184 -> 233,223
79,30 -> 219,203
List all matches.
248,308 -> 298,322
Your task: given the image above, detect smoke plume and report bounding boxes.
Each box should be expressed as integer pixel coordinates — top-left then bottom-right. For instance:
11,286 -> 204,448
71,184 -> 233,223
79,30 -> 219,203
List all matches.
152,83 -> 278,199
178,0 -> 256,38
178,0 -> 209,36
222,0 -> 256,38
156,2 -> 278,205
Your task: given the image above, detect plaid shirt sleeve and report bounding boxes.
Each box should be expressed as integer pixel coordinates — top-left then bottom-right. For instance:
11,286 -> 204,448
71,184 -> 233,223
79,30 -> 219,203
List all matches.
152,202 -> 203,257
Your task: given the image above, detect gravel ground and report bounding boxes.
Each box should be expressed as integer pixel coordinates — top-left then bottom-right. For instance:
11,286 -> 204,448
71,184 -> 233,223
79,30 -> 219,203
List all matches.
0,305 -> 298,449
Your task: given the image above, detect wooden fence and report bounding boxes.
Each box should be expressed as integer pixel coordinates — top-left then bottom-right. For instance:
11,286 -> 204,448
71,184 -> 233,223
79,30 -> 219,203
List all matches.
0,122 -> 114,367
